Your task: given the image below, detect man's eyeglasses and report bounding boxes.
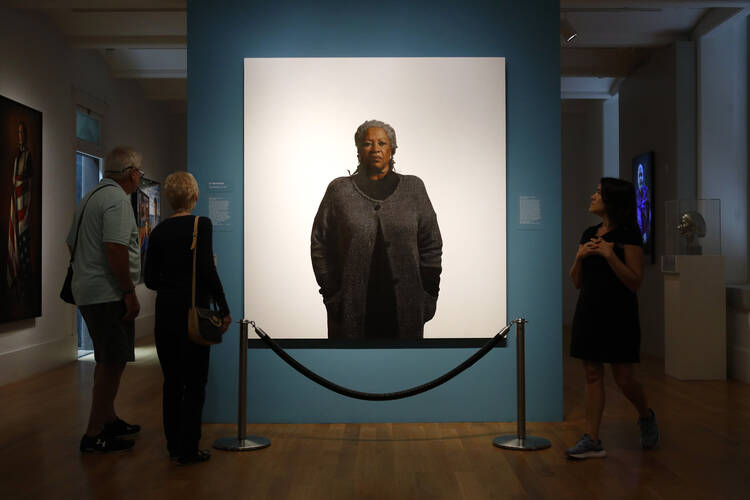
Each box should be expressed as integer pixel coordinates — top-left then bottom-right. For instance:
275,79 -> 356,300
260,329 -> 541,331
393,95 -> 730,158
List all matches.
104,166 -> 144,177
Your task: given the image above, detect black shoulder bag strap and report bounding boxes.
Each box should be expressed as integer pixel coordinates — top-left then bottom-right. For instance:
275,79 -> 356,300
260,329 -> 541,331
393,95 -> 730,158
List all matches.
68,183 -> 118,265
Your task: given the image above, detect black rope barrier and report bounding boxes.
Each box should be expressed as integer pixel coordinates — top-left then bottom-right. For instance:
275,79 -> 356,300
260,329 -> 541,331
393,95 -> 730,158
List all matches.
250,321 -> 514,401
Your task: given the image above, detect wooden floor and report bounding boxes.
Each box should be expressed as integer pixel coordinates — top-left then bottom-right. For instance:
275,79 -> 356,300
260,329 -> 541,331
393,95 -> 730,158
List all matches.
1,337 -> 750,500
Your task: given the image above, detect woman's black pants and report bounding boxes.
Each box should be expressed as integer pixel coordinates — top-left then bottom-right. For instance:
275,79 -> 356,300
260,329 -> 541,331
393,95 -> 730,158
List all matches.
154,294 -> 210,455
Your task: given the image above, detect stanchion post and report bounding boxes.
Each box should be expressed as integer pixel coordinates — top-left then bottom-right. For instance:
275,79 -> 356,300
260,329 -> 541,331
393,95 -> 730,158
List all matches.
516,319 -> 526,441
238,318 -> 248,441
493,318 -> 551,451
213,320 -> 271,451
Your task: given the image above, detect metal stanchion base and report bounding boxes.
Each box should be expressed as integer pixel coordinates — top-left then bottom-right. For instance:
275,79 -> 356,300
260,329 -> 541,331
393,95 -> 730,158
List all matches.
493,435 -> 551,451
213,436 -> 271,451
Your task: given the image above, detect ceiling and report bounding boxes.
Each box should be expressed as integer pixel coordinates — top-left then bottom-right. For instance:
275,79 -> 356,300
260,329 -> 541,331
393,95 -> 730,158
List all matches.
10,0 -> 187,114
561,0 -> 750,98
9,1 -> 750,108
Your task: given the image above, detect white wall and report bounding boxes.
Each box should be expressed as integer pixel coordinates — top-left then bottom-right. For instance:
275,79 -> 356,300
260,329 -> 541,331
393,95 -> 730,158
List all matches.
561,99 -> 605,327
620,42 -> 697,358
562,96 -> 621,327
620,45 -> 679,358
698,17 -> 748,284
602,94 -> 619,179
0,8 -> 182,385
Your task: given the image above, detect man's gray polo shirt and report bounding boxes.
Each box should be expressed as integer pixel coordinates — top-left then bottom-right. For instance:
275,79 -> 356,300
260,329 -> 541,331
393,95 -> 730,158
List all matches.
66,178 -> 140,306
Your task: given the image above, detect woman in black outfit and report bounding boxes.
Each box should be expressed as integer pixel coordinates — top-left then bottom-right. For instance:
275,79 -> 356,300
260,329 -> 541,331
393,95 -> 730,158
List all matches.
566,178 -> 658,460
144,171 -> 231,465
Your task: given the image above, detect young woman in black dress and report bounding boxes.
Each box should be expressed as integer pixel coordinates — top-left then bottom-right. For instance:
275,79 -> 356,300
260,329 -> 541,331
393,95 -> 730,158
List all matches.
566,177 -> 659,459
144,171 -> 231,465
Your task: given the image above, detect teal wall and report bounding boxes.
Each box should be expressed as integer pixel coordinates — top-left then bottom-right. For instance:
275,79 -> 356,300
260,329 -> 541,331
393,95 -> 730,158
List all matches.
188,0 -> 562,422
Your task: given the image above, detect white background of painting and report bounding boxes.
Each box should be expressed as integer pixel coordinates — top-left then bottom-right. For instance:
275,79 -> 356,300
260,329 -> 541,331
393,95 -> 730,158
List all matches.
244,58 -> 506,339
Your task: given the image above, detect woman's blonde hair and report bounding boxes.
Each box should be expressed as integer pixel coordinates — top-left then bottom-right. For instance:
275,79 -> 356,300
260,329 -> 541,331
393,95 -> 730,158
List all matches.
164,171 -> 199,212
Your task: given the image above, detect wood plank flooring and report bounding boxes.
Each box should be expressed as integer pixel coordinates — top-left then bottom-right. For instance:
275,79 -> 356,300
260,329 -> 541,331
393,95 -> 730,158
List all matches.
1,336 -> 749,499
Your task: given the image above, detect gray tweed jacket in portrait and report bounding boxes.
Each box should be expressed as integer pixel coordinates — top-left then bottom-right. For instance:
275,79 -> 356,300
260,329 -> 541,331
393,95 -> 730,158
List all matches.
311,173 -> 443,339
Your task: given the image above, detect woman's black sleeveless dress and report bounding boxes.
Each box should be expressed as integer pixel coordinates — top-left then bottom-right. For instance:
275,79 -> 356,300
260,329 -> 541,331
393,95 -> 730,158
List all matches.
571,223 -> 643,363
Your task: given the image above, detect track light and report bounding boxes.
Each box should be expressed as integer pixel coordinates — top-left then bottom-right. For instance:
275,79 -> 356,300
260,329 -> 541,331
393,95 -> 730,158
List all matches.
560,17 -> 577,43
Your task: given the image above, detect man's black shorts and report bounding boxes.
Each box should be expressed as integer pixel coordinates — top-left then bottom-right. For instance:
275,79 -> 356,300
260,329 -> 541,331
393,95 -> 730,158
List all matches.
79,301 -> 135,363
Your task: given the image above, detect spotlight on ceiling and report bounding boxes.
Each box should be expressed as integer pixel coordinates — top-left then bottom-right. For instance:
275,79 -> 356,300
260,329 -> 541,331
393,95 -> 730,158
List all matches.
560,17 -> 577,43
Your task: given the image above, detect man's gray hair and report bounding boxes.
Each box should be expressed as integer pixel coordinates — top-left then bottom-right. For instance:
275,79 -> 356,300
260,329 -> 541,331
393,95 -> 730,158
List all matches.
104,146 -> 142,180
354,119 -> 397,170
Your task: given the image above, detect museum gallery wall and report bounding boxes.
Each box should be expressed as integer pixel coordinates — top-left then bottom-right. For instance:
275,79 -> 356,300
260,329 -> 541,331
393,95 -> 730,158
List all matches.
244,58 -> 507,340
0,95 -> 42,323
189,0 -> 561,423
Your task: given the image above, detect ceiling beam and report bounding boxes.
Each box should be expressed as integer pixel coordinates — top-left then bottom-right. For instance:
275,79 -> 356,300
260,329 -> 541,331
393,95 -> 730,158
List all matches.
691,7 -> 748,38
67,35 -> 186,49
562,1 -> 750,8
608,77 -> 626,96
5,1 -> 185,9
563,33 -> 690,48
51,11 -> 186,37
113,69 -> 186,79
561,47 -> 654,77
142,94 -> 187,101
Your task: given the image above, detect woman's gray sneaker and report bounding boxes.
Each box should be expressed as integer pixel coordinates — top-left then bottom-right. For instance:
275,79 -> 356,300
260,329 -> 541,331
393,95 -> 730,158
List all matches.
638,408 -> 659,449
566,434 -> 607,459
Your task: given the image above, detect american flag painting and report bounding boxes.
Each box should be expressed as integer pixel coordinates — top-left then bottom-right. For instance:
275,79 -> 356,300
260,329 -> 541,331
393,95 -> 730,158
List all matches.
1,95 -> 42,323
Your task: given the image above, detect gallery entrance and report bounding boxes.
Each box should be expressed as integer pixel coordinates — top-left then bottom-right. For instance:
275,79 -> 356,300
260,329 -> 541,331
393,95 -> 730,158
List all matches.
74,151 -> 100,357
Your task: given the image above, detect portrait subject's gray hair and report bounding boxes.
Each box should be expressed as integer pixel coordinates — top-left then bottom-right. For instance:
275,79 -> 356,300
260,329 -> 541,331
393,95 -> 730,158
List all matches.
354,119 -> 398,171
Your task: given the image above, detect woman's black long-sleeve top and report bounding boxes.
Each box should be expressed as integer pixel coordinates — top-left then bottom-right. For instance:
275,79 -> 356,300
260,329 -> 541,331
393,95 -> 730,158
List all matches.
144,215 -> 230,315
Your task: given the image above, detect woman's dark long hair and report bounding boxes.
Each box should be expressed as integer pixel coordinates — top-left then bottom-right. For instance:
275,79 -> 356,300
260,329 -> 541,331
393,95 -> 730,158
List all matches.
601,177 -> 638,230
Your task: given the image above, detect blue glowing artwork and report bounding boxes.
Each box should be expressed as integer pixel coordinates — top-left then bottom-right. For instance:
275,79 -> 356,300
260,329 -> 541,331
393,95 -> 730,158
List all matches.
632,152 -> 654,262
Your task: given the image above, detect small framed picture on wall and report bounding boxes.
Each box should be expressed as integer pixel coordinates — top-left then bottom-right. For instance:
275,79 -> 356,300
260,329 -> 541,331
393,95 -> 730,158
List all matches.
131,178 -> 161,280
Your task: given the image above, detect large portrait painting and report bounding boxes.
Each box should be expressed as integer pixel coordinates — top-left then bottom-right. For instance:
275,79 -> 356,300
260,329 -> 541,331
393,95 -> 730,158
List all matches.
0,95 -> 42,323
244,58 -> 506,340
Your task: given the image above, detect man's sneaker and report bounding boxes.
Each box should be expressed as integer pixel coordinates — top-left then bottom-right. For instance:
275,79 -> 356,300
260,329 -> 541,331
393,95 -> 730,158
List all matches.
566,434 -> 606,459
638,408 -> 659,449
103,417 -> 141,438
80,433 -> 135,453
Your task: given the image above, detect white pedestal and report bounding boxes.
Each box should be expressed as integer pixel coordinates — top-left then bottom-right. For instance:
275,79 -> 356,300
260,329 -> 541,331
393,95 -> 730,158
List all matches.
725,285 -> 750,383
662,255 -> 726,380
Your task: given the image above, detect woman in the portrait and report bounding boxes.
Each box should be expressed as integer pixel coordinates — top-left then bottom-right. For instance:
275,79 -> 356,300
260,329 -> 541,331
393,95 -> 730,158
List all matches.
311,119 -> 442,340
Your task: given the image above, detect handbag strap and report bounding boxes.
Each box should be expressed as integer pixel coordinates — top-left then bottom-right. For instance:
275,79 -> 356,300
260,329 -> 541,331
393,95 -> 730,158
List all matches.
191,215 -> 199,309
69,183 -> 117,265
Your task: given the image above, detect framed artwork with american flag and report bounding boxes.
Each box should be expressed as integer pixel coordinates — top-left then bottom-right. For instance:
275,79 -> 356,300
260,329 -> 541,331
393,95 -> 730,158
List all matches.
1,95 -> 42,323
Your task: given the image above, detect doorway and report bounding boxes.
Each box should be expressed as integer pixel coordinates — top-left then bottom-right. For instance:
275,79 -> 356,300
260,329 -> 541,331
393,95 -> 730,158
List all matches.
75,152 -> 101,357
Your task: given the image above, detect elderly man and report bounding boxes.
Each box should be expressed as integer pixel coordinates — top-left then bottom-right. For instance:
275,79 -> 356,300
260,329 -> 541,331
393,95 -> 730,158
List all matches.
66,146 -> 143,453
